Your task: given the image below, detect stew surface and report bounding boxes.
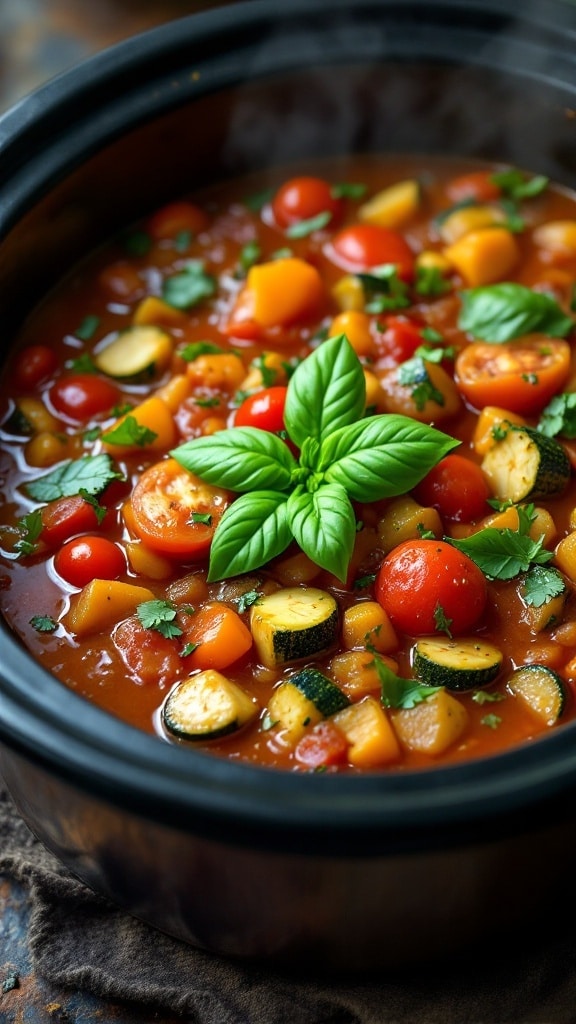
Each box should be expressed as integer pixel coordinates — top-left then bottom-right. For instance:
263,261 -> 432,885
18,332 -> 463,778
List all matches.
1,154 -> 576,773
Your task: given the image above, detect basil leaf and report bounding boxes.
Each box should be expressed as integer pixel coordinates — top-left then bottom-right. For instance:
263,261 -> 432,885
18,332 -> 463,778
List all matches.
321,415 -> 459,502
162,260 -> 216,310
172,427 -> 297,492
285,211 -> 332,238
284,334 -> 365,447
287,484 -> 356,581
538,392 -> 576,438
459,283 -> 574,342
25,454 -> 121,502
490,169 -> 549,201
207,491 -> 291,581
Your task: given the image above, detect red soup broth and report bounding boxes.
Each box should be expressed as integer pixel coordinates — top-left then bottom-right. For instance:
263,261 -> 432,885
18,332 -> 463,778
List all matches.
1,154 -> 576,774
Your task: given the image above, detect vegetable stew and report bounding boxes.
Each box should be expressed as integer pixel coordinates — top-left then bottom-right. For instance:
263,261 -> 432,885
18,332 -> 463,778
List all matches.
1,154 -> 576,773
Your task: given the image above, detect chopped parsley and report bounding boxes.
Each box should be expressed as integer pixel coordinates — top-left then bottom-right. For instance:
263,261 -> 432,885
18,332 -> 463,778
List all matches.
162,260 -> 216,310
285,211 -> 332,238
30,614 -> 57,633
102,415 -> 158,448
137,599 -> 183,639
15,509 -> 43,556
75,314 -> 100,341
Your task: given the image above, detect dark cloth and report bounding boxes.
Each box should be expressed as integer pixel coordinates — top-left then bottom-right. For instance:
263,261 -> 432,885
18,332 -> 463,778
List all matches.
2,783 -> 576,1023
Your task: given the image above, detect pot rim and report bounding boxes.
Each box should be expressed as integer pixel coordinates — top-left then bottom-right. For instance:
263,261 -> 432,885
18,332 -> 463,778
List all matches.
2,0 -> 576,854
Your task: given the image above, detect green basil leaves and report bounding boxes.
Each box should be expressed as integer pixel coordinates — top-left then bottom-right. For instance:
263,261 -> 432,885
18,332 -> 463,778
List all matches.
458,282 -> 574,342
172,335 -> 458,582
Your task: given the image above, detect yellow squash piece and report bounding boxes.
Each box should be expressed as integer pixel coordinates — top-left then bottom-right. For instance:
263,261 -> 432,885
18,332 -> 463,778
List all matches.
67,579 -> 155,636
392,689 -> 468,755
358,179 -> 420,229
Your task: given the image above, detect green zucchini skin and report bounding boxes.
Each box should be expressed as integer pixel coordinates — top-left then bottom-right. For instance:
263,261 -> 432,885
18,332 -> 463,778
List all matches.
481,424 -> 570,503
266,667 -> 350,744
413,637 -> 503,691
250,587 -> 339,668
508,664 -> 566,726
290,667 -> 351,717
162,670 -> 259,741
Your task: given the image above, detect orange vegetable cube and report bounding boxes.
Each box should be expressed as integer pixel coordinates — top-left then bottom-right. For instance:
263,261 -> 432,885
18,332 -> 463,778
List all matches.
333,696 -> 401,767
182,601 -> 253,671
247,257 -> 324,329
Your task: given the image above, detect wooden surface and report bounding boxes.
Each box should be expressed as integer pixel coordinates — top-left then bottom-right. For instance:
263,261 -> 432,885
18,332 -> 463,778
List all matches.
0,3 -> 227,1020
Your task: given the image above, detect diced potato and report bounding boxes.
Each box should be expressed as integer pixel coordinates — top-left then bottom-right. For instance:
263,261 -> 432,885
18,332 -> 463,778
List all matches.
520,588 -> 567,632
333,696 -> 401,766
125,541 -> 174,580
273,551 -> 322,585
358,179 -> 420,229
444,227 -> 519,286
555,531 -> 576,582
67,580 -> 155,636
155,373 -> 192,412
392,689 -> 468,755
329,650 -> 398,699
415,250 -> 453,275
479,505 -> 557,547
132,295 -> 187,326
16,397 -> 60,434
377,495 -> 443,553
532,220 -> 576,257
439,203 -> 506,244
472,405 -> 527,457
186,352 -> 246,392
342,601 -> 398,653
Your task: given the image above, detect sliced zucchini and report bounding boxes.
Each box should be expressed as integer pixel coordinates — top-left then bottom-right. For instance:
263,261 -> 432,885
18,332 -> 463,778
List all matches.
358,179 -> 420,229
163,669 -> 259,740
413,637 -> 503,692
481,425 -> 570,504
267,667 -> 350,744
94,325 -> 173,379
250,587 -> 339,669
507,664 -> 565,726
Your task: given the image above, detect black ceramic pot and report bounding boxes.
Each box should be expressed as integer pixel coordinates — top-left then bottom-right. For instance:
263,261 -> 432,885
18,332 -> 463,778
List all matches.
1,0 -> 576,970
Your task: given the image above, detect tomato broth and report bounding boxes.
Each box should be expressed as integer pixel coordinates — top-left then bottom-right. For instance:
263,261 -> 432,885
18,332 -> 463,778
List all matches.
1,154 -> 576,773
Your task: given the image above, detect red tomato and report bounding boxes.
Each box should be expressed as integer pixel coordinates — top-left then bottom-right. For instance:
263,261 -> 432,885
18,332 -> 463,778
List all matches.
14,345 -> 58,389
113,616 -> 181,688
129,457 -> 231,560
234,386 -> 288,433
147,200 -> 209,240
454,338 -> 571,415
40,495 -> 102,548
413,454 -> 491,523
49,374 -> 121,421
271,176 -> 343,229
374,316 -> 424,364
375,539 -> 487,636
294,720 -> 349,768
54,535 -> 126,588
445,170 -> 502,203
328,224 -> 415,280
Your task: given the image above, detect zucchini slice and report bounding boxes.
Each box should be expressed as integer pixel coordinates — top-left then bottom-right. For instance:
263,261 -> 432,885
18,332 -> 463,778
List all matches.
94,325 -> 173,379
250,587 -> 339,669
413,637 -> 503,691
481,425 -> 570,504
163,669 -> 259,740
508,664 -> 565,726
267,667 -> 350,744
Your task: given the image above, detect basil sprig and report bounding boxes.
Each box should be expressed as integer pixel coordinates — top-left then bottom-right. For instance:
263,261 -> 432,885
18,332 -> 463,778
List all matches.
458,282 -> 574,342
172,335 -> 457,582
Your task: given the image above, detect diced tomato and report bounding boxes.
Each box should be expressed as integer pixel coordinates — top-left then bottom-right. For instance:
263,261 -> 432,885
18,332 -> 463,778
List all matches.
374,315 -> 424,364
49,373 -> 121,421
234,386 -> 288,433
413,453 -> 491,522
113,615 -> 182,688
147,201 -> 209,240
53,535 -> 126,588
14,345 -> 58,389
271,176 -> 343,229
445,170 -> 502,204
40,495 -> 103,547
455,338 -> 571,415
294,720 -> 349,767
129,458 -> 231,560
375,539 -> 487,635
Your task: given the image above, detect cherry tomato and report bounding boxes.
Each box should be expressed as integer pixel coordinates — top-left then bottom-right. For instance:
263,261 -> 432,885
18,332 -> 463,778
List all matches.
40,495 -> 103,548
49,373 -> 121,421
234,386 -> 288,433
294,720 -> 349,768
455,338 -> 571,415
413,454 -> 491,523
328,223 -> 415,280
54,535 -> 126,588
113,616 -> 181,688
147,200 -> 209,240
14,345 -> 58,389
445,170 -> 502,203
129,457 -> 231,559
271,176 -> 343,229
374,316 -> 424,364
375,539 -> 487,636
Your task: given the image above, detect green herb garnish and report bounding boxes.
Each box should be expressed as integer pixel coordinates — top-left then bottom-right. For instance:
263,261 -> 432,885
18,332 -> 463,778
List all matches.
521,565 -> 566,608
25,454 -> 122,502
359,264 -> 411,313
331,182 -> 368,199
162,260 -> 216,310
458,283 -> 574,342
538,392 -> 576,438
375,657 -> 440,710
75,315 -> 100,341
15,509 -> 43,556
172,335 -> 457,581
102,415 -> 158,448
490,169 -> 549,202
30,614 -> 57,633
449,504 -> 554,580
180,341 -> 223,362
137,599 -> 183,639
285,211 -> 332,238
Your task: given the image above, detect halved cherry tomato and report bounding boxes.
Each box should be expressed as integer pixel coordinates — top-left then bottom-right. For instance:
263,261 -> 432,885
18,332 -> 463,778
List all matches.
14,345 -> 58,389
375,538 -> 487,635
328,223 -> 415,280
40,495 -> 103,548
271,176 -> 343,229
129,457 -> 231,560
234,386 -> 288,433
113,615 -> 181,688
147,200 -> 209,240
413,453 -> 491,523
445,170 -> 502,204
374,315 -> 424,364
294,720 -> 349,768
49,373 -> 121,421
54,535 -> 126,588
454,337 -> 571,415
